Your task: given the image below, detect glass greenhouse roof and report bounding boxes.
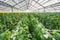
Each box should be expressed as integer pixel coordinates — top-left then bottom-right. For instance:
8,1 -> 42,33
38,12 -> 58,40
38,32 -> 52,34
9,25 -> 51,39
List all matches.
0,0 -> 60,12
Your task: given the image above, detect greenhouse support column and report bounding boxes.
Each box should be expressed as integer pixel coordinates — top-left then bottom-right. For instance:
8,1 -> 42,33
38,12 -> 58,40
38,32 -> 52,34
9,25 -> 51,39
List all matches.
26,0 -> 30,9
44,7 -> 45,13
11,7 -> 13,12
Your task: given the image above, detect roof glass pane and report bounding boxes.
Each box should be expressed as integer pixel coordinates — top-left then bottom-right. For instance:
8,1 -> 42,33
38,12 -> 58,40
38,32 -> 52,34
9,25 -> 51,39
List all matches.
6,0 -> 15,5
13,0 -> 23,3
0,0 -> 60,12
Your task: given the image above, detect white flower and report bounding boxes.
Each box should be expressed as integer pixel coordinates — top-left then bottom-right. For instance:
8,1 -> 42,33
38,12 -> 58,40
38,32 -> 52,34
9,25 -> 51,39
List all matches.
16,26 -> 19,32
52,38 -> 56,40
43,33 -> 49,38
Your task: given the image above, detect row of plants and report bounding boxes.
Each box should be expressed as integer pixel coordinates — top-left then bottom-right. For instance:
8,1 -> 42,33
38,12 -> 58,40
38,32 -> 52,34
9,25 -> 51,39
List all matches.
0,12 -> 60,40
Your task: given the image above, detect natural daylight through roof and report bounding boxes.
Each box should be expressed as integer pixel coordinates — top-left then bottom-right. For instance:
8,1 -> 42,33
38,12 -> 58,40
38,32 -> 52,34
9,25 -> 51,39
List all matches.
0,0 -> 60,12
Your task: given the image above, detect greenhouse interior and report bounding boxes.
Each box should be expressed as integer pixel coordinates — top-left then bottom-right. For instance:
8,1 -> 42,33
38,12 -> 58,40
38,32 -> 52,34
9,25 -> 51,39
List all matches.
0,0 -> 60,40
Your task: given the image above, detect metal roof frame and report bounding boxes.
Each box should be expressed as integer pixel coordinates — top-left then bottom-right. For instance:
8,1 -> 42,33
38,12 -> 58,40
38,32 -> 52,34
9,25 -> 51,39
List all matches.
0,0 -> 60,12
